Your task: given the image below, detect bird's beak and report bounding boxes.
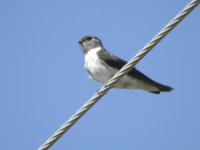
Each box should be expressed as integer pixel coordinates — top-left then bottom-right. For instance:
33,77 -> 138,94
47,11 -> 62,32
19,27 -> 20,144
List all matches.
78,41 -> 85,53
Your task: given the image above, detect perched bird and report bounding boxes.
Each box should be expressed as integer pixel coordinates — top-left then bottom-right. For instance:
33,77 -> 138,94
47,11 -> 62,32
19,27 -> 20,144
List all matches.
79,35 -> 173,94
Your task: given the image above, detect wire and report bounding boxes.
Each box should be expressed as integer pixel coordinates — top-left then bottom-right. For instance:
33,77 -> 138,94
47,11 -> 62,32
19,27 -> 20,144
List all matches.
39,1 -> 200,149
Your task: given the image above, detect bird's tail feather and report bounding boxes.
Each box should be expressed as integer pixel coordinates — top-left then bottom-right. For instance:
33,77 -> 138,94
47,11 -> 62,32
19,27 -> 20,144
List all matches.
128,68 -> 173,94
149,83 -> 173,94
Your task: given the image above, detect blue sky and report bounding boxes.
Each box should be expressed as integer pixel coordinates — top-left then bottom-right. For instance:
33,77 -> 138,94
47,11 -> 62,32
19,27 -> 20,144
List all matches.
0,0 -> 200,150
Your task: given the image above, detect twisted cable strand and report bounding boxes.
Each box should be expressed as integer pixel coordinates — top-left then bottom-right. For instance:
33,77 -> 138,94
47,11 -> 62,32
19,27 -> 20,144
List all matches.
39,1 -> 199,149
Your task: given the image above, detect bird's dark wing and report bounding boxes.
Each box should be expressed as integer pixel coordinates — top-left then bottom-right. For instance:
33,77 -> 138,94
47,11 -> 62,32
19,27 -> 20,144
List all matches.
97,50 -> 173,93
97,49 -> 154,81
97,49 -> 127,69
97,49 -> 151,81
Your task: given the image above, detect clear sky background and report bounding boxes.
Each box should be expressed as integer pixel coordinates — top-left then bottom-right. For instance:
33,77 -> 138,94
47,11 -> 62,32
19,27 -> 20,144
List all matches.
1,0 -> 200,150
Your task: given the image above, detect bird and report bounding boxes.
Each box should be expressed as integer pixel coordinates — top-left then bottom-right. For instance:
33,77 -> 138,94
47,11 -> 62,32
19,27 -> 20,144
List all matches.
78,35 -> 173,94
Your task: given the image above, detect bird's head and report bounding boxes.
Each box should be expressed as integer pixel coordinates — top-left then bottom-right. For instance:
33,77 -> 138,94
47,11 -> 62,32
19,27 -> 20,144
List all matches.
79,35 -> 103,54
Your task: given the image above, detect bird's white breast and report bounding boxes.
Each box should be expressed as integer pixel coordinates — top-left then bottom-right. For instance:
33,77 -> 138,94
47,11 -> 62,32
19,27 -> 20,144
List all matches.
84,47 -> 114,82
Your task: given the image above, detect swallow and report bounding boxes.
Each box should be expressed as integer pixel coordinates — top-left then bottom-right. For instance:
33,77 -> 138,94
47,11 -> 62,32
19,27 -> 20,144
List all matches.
79,35 -> 173,94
